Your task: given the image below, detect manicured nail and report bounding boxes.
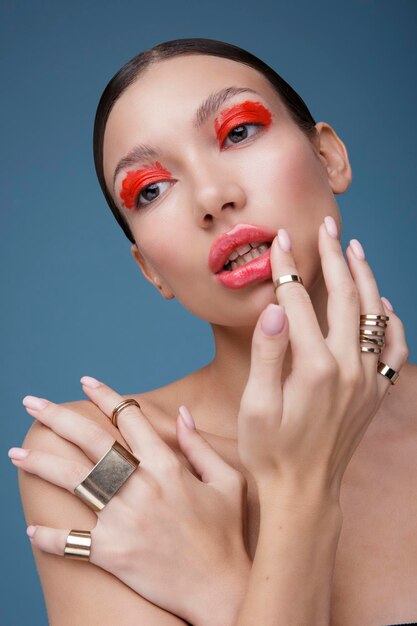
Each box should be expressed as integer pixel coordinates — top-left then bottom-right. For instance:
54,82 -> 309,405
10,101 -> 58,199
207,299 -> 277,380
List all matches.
381,296 -> 394,312
277,228 -> 292,252
324,215 -> 338,239
26,525 -> 36,538
179,405 -> 195,430
80,376 -> 101,388
261,304 -> 286,336
22,396 -> 48,410
8,447 -> 29,460
349,239 -> 366,261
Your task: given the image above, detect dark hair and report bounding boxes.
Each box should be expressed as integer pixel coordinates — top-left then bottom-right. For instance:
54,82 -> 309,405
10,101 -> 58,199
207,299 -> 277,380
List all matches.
93,38 -> 317,244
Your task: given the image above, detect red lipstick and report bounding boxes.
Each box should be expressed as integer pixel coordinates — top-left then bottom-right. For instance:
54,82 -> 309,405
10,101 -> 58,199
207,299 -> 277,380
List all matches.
209,223 -> 277,289
119,162 -> 172,210
214,100 -> 272,147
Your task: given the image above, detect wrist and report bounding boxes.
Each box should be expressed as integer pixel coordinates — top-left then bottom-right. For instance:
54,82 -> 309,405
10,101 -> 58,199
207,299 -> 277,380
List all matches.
256,473 -> 343,521
190,555 -> 251,626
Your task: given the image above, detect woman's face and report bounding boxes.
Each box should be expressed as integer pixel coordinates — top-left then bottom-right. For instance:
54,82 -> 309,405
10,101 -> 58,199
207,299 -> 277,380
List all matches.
103,54 -> 351,326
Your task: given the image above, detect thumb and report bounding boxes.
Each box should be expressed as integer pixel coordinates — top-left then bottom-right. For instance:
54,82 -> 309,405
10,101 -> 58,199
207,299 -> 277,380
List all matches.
176,405 -> 238,485
241,303 -> 289,415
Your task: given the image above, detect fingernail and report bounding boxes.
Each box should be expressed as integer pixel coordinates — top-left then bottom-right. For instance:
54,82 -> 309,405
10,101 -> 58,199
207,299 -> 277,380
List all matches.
261,304 -> 286,336
22,396 -> 48,410
80,376 -> 101,388
277,228 -> 292,252
324,215 -> 338,239
26,525 -> 36,538
349,239 -> 366,261
381,296 -> 394,312
179,405 -> 195,430
8,447 -> 29,460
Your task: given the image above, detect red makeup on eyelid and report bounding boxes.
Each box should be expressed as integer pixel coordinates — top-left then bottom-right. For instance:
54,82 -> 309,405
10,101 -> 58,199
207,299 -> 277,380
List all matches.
214,100 -> 272,147
119,161 -> 173,210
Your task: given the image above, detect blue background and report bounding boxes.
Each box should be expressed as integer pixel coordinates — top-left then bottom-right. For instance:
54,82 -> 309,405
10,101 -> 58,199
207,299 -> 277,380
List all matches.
1,0 -> 416,623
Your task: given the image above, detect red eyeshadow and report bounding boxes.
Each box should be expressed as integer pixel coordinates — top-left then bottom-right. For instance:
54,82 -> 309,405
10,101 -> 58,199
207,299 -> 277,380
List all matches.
214,100 -> 272,147
119,161 -> 173,210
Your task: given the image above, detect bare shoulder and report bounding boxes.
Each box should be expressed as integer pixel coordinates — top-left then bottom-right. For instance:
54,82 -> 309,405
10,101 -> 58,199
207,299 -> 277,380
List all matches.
19,390 -> 188,625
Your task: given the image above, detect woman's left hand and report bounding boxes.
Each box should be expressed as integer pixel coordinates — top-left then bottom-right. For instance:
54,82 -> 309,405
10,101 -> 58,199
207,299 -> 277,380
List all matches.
10,380 -> 251,626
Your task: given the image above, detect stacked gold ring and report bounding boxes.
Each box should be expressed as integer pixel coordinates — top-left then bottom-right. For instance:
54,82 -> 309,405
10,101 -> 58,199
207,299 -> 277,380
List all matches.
272,275 -> 399,385
359,314 -> 389,354
111,398 -> 141,428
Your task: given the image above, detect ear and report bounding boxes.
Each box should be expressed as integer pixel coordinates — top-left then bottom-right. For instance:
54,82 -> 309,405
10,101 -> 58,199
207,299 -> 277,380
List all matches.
312,122 -> 352,194
130,244 -> 175,300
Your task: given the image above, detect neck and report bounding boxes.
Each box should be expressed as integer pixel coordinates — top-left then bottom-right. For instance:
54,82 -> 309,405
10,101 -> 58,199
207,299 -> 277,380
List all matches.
193,273 -> 329,439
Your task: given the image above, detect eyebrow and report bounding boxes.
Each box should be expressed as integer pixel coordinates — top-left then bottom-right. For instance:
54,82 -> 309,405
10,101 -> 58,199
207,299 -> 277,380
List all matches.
112,86 -> 261,189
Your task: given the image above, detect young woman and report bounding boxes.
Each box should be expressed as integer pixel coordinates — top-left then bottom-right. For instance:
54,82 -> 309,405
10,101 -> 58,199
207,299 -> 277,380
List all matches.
10,39 -> 414,625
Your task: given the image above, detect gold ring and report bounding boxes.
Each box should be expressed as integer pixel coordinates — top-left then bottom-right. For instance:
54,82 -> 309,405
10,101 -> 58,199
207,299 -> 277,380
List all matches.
111,398 -> 141,428
64,529 -> 91,561
74,441 -> 140,512
274,274 -> 304,290
377,361 -> 400,385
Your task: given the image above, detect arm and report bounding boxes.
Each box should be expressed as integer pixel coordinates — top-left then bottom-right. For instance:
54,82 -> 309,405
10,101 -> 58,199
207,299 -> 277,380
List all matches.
225,221 -> 408,625
19,417 -> 189,626
235,486 -> 342,625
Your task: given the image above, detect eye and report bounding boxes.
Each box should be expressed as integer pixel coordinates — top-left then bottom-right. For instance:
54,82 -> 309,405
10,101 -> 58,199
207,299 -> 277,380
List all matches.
135,180 -> 173,209
222,123 -> 263,149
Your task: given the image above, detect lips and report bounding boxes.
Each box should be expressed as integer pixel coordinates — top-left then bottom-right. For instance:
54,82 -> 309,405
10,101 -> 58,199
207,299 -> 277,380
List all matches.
208,223 -> 277,274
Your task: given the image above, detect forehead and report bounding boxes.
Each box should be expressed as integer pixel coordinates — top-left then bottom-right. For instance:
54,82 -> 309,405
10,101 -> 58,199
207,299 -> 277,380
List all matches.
102,54 -> 283,190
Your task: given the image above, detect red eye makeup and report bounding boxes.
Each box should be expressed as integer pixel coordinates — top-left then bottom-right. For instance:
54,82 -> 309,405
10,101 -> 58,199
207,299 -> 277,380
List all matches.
119,161 -> 173,210
214,100 -> 272,148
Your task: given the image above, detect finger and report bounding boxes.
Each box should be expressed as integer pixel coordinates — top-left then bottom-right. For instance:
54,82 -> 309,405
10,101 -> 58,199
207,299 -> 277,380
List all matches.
242,303 -> 288,412
318,219 -> 361,365
345,239 -> 387,380
175,406 -> 243,486
27,525 -> 96,562
79,376 -> 169,459
8,447 -> 93,493
376,298 -> 409,395
22,397 -> 116,463
270,227 -> 329,364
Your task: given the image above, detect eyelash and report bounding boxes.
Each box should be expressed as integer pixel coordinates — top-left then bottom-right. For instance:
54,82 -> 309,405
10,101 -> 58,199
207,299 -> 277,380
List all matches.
133,122 -> 265,209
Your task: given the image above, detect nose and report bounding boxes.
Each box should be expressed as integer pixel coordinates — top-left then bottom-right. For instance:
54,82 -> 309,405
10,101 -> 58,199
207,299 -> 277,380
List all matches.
190,161 -> 247,227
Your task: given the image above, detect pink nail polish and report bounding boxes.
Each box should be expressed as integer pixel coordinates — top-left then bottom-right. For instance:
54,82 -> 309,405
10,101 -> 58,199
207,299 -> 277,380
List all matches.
22,396 -> 48,410
8,447 -> 29,460
277,228 -> 292,252
179,405 -> 195,430
80,376 -> 101,388
27,525 -> 36,538
324,216 -> 338,239
349,239 -> 366,261
381,296 -> 394,312
261,304 -> 286,336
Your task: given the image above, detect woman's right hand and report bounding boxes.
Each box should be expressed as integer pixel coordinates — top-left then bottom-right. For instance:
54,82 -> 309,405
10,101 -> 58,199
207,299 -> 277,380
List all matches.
12,381 -> 251,626
237,217 -> 409,504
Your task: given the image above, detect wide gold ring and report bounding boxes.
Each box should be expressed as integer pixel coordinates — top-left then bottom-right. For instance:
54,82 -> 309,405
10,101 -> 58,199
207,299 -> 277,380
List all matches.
74,441 -> 140,512
64,529 -> 92,561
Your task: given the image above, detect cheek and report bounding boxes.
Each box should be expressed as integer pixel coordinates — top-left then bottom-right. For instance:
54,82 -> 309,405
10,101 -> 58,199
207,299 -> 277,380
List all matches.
251,133 -> 330,209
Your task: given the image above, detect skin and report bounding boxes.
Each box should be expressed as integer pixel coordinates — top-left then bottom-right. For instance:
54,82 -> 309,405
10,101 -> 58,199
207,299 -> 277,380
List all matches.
15,53 -> 416,625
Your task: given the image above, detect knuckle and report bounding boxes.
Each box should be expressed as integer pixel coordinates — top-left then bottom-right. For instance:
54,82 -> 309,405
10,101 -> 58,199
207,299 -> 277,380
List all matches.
281,283 -> 312,305
154,452 -> 182,477
227,470 -> 247,491
84,420 -> 108,447
338,280 -> 359,302
340,362 -> 362,387
69,461 -> 89,486
400,343 -> 409,363
305,356 -> 338,384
